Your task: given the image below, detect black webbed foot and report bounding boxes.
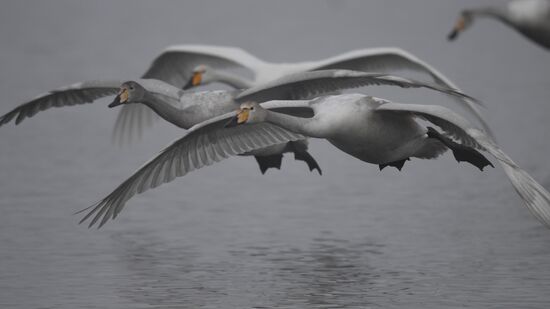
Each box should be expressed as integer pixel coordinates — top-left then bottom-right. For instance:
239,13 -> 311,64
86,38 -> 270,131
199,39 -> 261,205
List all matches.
294,150 -> 322,175
379,158 -> 410,171
254,154 -> 283,174
449,144 -> 494,171
426,127 -> 494,171
287,141 -> 322,175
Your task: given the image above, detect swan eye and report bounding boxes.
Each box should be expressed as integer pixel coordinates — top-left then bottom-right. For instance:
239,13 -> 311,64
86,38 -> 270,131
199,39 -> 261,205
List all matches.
250,107 -> 254,110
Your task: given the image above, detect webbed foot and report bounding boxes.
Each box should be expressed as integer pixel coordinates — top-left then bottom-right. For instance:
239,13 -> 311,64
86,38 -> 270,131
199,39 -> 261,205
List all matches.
294,150 -> 322,175
379,158 -> 410,171
426,127 -> 494,171
254,154 -> 283,174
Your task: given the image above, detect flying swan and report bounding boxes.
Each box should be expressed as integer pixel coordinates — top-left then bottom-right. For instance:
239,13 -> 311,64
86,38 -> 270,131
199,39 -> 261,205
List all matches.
449,0 -> 550,50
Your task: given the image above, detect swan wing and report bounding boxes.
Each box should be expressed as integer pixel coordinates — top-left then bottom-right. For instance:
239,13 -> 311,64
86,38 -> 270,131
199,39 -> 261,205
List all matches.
78,110 -> 304,228
310,48 -> 464,88
236,70 -> 478,105
375,99 -> 550,228
309,47 -> 492,138
0,80 -> 123,127
111,104 -> 161,144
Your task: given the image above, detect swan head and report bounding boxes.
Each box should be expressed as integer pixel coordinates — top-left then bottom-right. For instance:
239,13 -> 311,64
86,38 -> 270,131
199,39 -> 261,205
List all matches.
225,102 -> 266,128
182,65 -> 214,90
448,10 -> 474,41
109,81 -> 146,108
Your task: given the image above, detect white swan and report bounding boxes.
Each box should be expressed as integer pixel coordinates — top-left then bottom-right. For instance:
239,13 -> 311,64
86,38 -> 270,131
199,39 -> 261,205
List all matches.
172,45 -> 489,135
449,0 -> 550,50
178,46 -> 467,89
1,70 -> 475,174
79,94 -> 550,229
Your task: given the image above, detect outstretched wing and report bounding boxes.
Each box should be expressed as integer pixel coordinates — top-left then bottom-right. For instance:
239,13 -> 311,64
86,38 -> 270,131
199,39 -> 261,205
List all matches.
374,98 -> 550,228
0,80 -> 123,127
79,109 -> 305,228
114,44 -> 263,143
310,48 -> 459,86
308,47 -> 492,138
236,70 -> 478,105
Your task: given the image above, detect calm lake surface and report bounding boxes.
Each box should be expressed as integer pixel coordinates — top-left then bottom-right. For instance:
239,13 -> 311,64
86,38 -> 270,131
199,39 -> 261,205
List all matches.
1,1 -> 550,308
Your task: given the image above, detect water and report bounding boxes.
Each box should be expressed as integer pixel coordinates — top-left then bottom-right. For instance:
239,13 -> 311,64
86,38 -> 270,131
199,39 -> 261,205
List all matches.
1,1 -> 550,308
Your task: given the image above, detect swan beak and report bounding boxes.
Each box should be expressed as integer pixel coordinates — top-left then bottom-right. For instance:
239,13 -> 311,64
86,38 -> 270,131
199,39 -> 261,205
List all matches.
225,109 -> 249,128
109,88 -> 129,108
237,109 -> 249,124
182,72 -> 202,90
448,16 -> 465,41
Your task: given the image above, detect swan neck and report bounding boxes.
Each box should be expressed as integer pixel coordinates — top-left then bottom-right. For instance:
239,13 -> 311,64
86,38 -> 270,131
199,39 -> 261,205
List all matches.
471,7 -> 510,23
140,92 -> 189,128
265,111 -> 321,138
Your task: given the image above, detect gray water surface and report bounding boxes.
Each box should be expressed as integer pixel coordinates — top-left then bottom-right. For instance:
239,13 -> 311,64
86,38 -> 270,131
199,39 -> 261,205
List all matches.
1,1 -> 550,308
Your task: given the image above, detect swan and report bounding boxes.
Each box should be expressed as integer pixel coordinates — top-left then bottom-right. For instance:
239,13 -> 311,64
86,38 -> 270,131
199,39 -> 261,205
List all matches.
78,94 -> 550,230
448,0 -> 550,50
173,45 -> 489,135
179,46 -> 468,90
0,70 -> 475,174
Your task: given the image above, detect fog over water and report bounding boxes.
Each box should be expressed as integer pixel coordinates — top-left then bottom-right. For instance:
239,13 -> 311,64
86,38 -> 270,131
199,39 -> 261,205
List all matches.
1,1 -> 550,308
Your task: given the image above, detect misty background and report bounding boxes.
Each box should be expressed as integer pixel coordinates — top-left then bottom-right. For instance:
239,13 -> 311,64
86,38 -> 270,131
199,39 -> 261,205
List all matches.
1,1 -> 550,308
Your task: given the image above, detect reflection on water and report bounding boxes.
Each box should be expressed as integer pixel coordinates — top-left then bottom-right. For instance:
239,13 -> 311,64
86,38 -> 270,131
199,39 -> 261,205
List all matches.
107,223 -> 550,308
241,236 -> 382,308
112,229 -> 386,308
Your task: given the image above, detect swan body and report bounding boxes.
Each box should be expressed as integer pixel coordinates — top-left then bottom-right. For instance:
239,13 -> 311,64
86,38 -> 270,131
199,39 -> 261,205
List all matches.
310,98 -> 428,164
79,94 -> 550,230
239,95 -> 447,166
449,0 -> 550,50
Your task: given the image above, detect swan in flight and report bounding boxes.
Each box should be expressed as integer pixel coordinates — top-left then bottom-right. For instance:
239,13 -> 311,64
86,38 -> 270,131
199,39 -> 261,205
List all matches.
0,70 -> 475,174
448,0 -> 550,50
79,94 -> 550,229
179,46 -> 467,90
175,45 -> 489,135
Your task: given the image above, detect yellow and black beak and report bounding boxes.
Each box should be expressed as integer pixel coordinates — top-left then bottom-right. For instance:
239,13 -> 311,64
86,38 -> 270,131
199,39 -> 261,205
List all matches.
225,108 -> 250,128
182,72 -> 202,90
448,16 -> 466,41
109,88 -> 129,108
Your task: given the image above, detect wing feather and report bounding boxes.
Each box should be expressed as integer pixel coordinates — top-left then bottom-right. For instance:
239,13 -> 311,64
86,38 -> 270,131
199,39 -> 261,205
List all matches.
237,70 -> 478,107
78,111 -> 305,228
0,80 -> 122,127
